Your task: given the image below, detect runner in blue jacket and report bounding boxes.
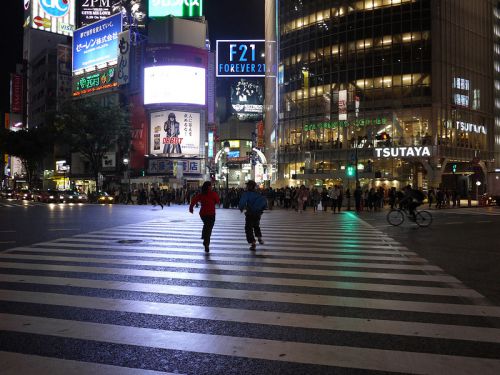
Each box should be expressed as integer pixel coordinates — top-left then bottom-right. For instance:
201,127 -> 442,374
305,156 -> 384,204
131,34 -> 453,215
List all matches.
239,180 -> 267,250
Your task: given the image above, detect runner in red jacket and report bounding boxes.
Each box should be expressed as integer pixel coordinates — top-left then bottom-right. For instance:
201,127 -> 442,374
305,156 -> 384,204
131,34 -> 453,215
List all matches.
189,181 -> 220,253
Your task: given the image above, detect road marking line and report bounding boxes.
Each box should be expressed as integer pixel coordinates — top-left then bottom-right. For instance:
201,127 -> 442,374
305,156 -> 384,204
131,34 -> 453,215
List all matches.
1,314 -> 500,375
0,351 -> 179,375
1,274 -> 497,317
0,259 -> 468,297
1,290 -> 499,344
10,248 -> 447,282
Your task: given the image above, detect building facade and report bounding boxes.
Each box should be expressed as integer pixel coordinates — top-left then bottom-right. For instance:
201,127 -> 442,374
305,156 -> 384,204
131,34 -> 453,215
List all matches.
277,0 -> 495,196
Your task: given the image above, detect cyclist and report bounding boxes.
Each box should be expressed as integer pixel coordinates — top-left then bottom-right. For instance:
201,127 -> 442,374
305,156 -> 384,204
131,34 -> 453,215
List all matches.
399,185 -> 425,220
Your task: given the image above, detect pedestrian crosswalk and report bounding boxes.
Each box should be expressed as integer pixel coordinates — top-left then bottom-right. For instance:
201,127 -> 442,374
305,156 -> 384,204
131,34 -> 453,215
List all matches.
0,208 -> 499,374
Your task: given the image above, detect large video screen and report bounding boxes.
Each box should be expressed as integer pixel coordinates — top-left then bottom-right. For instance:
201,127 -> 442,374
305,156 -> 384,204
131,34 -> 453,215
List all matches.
72,13 -> 123,74
144,65 -> 206,106
150,110 -> 201,156
231,78 -> 264,120
77,0 -> 146,29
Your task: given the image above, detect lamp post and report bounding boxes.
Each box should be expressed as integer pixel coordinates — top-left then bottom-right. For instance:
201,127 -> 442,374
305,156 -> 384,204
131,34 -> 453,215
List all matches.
223,140 -> 230,208
123,158 -> 130,194
476,180 -> 482,204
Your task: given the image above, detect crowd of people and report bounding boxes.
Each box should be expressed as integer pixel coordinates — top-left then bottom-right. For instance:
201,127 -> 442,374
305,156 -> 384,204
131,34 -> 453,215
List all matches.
106,184 -> 466,213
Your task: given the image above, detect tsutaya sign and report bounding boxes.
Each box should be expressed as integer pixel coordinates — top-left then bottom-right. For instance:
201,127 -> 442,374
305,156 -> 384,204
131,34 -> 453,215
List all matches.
456,121 -> 487,134
375,146 -> 432,158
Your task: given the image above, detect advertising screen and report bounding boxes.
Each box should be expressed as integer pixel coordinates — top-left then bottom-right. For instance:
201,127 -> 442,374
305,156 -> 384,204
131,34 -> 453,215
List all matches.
30,0 -> 76,36
150,110 -> 201,156
144,66 -> 206,106
231,78 -> 264,120
216,40 -> 266,77
72,13 -> 123,74
77,0 -> 146,29
149,0 -> 203,17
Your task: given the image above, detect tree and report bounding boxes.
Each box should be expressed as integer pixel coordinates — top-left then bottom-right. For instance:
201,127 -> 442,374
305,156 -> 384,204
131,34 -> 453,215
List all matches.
0,126 -> 56,189
54,97 -> 130,193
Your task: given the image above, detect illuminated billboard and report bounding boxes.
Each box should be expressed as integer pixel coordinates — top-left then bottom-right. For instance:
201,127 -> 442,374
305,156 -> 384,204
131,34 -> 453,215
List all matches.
231,78 -> 264,119
77,0 -> 146,29
144,66 -> 206,106
29,0 -> 76,36
149,0 -> 203,17
150,110 -> 201,156
72,66 -> 117,97
216,40 -> 266,77
72,13 -> 123,75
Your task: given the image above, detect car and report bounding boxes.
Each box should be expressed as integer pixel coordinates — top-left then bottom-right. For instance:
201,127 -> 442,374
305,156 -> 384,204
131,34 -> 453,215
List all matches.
15,189 -> 32,200
38,189 -> 64,203
1,189 -> 15,199
97,192 -> 114,204
63,190 -> 88,203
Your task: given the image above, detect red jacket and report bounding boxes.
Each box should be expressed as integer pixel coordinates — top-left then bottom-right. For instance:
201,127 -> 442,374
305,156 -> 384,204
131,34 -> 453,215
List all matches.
190,191 -> 220,216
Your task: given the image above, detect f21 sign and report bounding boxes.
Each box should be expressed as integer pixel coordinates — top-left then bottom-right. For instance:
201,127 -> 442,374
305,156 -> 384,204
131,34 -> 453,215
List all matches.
216,40 -> 265,77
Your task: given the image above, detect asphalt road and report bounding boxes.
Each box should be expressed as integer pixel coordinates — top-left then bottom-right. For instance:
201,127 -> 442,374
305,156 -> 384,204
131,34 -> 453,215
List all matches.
0,200 -> 500,373
1,200 -> 499,304
362,206 -> 500,305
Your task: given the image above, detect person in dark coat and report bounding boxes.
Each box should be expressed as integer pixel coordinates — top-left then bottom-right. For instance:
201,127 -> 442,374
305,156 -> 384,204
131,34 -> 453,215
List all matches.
239,180 -> 267,251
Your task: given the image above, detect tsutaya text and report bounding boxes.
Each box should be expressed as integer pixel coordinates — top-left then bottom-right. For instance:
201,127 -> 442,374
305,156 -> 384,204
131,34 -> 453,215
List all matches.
375,146 -> 432,158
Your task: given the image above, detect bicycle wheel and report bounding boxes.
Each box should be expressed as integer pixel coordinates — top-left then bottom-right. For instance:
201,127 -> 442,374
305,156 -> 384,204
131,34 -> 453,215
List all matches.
415,210 -> 433,227
387,209 -> 405,226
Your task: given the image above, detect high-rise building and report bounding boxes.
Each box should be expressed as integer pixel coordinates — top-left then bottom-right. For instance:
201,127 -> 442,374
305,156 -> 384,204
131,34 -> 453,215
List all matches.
278,0 -> 495,196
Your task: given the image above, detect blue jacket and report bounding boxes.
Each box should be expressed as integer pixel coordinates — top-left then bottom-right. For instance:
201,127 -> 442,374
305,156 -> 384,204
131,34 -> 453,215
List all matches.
239,191 -> 267,214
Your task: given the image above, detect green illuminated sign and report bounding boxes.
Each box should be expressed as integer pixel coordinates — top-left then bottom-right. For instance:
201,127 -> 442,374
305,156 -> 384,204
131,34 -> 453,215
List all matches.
149,0 -> 203,18
73,68 -> 117,97
304,117 -> 387,132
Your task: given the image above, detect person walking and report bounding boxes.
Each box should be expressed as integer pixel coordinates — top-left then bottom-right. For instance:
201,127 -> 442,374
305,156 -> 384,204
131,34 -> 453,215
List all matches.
354,184 -> 362,213
239,180 -> 267,251
330,185 -> 340,213
337,186 -> 344,213
297,185 -> 308,213
189,181 -> 220,253
151,188 -> 163,209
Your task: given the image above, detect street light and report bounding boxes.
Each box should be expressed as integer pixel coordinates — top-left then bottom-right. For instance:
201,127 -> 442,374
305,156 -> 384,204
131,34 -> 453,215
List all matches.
123,158 -> 130,194
476,180 -> 482,202
223,141 -> 231,208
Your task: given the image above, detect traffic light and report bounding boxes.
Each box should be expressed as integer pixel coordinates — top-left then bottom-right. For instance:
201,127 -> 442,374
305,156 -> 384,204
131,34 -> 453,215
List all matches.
346,165 -> 356,177
141,169 -> 145,177
452,164 -> 457,174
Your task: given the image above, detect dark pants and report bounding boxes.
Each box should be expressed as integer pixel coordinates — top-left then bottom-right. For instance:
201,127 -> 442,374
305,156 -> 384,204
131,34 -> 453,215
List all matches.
245,212 -> 262,244
201,215 -> 215,246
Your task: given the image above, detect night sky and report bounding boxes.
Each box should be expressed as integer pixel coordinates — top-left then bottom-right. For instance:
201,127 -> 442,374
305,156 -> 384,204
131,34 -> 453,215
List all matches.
0,0 -> 265,114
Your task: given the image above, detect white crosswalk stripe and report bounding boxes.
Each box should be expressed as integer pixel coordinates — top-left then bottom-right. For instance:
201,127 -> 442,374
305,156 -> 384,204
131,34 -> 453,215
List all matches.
0,208 -> 499,374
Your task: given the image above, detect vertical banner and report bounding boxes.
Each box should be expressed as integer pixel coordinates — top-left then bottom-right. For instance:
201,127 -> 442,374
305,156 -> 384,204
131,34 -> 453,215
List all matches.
10,74 -> 23,114
257,121 -> 265,148
339,89 -> 347,121
355,95 -> 360,118
208,131 -> 214,158
117,30 -> 131,86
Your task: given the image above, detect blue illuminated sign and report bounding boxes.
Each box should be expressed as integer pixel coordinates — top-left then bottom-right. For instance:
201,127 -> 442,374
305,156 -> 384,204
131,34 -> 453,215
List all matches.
72,13 -> 123,74
40,0 -> 70,17
216,40 -> 266,77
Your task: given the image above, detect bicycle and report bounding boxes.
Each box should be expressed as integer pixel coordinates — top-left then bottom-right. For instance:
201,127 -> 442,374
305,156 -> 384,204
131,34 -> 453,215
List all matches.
387,207 -> 433,227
